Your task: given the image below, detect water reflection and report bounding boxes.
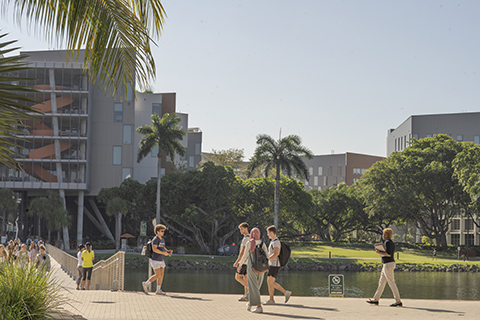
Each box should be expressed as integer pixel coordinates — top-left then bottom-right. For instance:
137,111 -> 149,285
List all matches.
125,268 -> 480,300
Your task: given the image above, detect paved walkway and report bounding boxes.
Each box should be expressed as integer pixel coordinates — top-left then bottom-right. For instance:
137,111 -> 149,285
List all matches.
50,258 -> 478,320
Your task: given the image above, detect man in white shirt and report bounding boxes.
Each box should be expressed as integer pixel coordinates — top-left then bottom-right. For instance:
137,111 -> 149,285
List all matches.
233,222 -> 250,301
264,225 -> 291,305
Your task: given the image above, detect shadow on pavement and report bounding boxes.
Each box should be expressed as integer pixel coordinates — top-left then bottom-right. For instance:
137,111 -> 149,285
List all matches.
269,304 -> 339,312
261,312 -> 325,320
168,294 -> 212,301
403,306 -> 464,314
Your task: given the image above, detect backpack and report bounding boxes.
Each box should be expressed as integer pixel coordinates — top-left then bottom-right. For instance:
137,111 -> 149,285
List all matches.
252,241 -> 268,273
278,241 -> 291,267
143,239 -> 153,258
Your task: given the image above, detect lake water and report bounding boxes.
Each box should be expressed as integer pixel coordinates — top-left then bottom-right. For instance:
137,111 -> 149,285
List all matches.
124,268 -> 480,300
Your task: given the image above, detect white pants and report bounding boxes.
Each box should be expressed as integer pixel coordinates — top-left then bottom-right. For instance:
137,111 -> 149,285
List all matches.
373,262 -> 401,302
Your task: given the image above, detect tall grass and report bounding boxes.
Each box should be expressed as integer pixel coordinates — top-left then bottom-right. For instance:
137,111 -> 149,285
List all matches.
0,263 -> 65,320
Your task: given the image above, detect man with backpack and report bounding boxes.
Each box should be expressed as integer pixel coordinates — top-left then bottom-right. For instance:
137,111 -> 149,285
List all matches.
264,225 -> 292,305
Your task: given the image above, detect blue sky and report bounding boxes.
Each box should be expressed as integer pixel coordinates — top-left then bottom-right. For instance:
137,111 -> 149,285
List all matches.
2,1 -> 479,159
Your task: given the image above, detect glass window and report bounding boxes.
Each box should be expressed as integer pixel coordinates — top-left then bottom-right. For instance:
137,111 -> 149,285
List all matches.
126,82 -> 134,102
337,166 -> 342,176
451,219 -> 460,231
323,176 -> 327,186
309,166 -> 313,176
327,166 -> 332,176
151,145 -> 159,157
114,103 -> 123,122
451,234 -> 460,245
113,146 -> 122,165
465,218 -> 474,231
189,156 -> 195,168
195,143 -> 201,155
464,234 -> 474,246
426,134 -> 433,138
122,168 -> 132,181
412,133 -> 419,140
318,166 -> 323,175
123,125 -> 132,144
314,176 -> 318,186
456,135 -> 463,142
474,136 -> 480,144
152,103 -> 161,115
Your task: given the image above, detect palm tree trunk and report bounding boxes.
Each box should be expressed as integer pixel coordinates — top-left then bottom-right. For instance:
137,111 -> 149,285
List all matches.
1,210 -> 6,235
115,213 -> 122,251
156,156 -> 162,224
274,166 -> 281,228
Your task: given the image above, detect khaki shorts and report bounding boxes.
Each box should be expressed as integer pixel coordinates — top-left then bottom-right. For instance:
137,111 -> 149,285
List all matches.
149,259 -> 166,270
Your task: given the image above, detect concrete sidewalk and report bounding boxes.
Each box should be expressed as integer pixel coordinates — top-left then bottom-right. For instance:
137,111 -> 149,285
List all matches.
50,258 -> 478,320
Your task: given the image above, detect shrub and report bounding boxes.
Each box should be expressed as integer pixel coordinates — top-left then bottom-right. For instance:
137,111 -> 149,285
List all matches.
0,263 -> 65,319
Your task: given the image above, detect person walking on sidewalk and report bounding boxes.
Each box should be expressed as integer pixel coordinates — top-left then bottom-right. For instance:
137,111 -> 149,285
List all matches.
246,227 -> 268,313
81,242 -> 95,290
76,244 -> 85,290
367,228 -> 403,307
264,225 -> 291,305
36,244 -> 51,273
233,222 -> 250,301
142,224 -> 172,295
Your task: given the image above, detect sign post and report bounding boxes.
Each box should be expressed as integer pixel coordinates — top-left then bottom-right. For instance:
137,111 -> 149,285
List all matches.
328,274 -> 344,297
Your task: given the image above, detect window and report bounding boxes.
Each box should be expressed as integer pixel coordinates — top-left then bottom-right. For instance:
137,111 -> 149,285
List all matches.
189,156 -> 195,168
337,166 -> 342,176
309,166 -> 313,176
451,234 -> 460,245
353,168 -> 362,175
323,176 -> 327,186
122,168 -> 132,181
114,103 -> 123,122
412,133 -> 419,140
474,136 -> 480,144
456,135 -> 463,142
317,187 -> 322,191
113,146 -> 122,165
304,179 -> 309,186
327,166 -> 332,176
353,178 -> 360,183
123,125 -> 132,144
464,234 -> 474,246
426,134 -> 433,138
451,219 -> 460,231
195,143 -> 201,155
314,176 -> 318,186
126,82 -> 134,102
318,166 -> 323,175
465,219 -> 474,231
152,103 -> 161,115
151,145 -> 159,157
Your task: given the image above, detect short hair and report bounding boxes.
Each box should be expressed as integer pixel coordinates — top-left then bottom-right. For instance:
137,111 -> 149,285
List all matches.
238,222 -> 249,229
155,224 -> 167,234
383,228 -> 393,240
39,244 -> 46,251
266,225 -> 277,234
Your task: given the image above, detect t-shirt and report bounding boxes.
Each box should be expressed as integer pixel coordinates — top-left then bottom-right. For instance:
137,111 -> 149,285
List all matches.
382,239 -> 395,264
238,234 -> 250,266
268,238 -> 281,267
36,253 -> 51,272
77,251 -> 83,267
82,250 -> 95,268
151,236 -> 166,261
16,251 -> 29,266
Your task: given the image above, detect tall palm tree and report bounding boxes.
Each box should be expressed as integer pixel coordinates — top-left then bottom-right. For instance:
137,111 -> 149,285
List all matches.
106,197 -> 129,251
248,134 -> 313,227
4,0 -> 166,93
0,188 -> 17,236
137,113 -> 185,224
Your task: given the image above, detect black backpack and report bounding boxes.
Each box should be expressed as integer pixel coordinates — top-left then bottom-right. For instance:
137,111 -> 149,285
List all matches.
278,241 -> 291,267
252,241 -> 268,273
143,239 -> 153,258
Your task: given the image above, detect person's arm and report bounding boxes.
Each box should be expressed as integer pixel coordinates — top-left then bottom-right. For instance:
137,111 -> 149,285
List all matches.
152,241 -> 171,255
269,246 -> 280,260
234,246 -> 246,267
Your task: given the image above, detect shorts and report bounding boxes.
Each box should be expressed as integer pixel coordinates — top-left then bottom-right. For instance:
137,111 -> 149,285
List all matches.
267,266 -> 281,278
150,259 -> 166,270
237,264 -> 247,275
82,267 -> 93,280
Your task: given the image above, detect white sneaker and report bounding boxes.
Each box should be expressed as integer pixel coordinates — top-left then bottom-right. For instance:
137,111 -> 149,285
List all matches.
246,303 -> 251,311
238,295 -> 248,301
252,306 -> 263,313
263,299 -> 275,305
285,290 -> 292,303
156,289 -> 166,295
142,281 -> 149,294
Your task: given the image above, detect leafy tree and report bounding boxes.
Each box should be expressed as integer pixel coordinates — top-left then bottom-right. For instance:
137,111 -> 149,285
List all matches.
28,191 -> 68,243
248,134 -> 313,227
201,148 -> 248,178
0,188 -> 17,236
137,113 -> 186,225
28,197 -> 50,240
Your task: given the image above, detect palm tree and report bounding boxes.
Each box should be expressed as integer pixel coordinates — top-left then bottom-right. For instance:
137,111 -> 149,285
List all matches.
0,188 -> 17,236
137,113 -> 186,224
248,134 -> 313,227
28,197 -> 51,240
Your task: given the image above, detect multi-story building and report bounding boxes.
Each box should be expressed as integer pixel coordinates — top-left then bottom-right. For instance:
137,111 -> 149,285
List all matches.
387,111 -> 480,156
0,50 -> 201,247
303,152 -> 385,190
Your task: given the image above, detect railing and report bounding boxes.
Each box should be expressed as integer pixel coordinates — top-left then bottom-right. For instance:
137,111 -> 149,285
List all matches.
46,244 -> 125,291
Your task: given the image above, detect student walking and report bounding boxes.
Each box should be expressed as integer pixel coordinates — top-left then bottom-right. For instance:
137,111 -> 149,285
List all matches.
142,224 -> 172,295
233,222 -> 250,301
367,228 -> 403,307
36,244 -> 51,273
29,241 -> 37,263
246,227 -> 268,313
81,242 -> 95,290
76,244 -> 85,290
0,244 -> 8,264
16,243 -> 29,268
264,225 -> 291,305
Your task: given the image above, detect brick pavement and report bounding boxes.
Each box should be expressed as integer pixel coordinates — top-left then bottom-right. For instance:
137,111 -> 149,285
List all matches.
50,258 -> 479,320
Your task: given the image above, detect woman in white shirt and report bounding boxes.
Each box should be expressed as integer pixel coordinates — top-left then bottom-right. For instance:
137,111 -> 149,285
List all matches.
76,244 -> 85,290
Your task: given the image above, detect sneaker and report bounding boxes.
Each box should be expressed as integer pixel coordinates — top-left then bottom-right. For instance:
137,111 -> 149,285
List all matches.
285,290 -> 292,303
238,295 -> 248,301
263,300 -> 275,305
252,306 -> 263,313
142,281 -> 149,294
156,289 -> 166,295
390,302 -> 403,307
246,303 -> 251,311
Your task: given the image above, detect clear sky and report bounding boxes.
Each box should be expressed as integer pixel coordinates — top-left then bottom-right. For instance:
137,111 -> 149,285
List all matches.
2,1 -> 480,159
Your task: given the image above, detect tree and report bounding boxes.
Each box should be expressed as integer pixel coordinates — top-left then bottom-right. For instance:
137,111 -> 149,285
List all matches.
137,113 -> 186,224
5,0 -> 166,94
0,188 -> 17,236
201,148 -> 248,178
28,191 -> 68,242
248,134 -> 313,227
28,197 -> 50,240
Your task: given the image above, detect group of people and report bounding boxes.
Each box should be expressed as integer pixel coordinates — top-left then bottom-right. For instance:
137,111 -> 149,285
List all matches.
0,238 -> 51,273
75,242 -> 95,290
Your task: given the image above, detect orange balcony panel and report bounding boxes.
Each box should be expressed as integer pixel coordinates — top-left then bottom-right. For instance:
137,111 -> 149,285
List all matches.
31,96 -> 74,113
23,163 -> 58,182
33,85 -> 65,90
29,141 -> 72,159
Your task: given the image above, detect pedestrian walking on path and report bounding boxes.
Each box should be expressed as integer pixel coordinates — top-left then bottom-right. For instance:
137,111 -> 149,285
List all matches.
264,225 -> 291,305
246,227 -> 268,313
367,228 -> 403,307
76,244 -> 85,290
81,242 -> 95,290
36,244 -> 51,273
233,222 -> 250,301
142,224 -> 172,295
